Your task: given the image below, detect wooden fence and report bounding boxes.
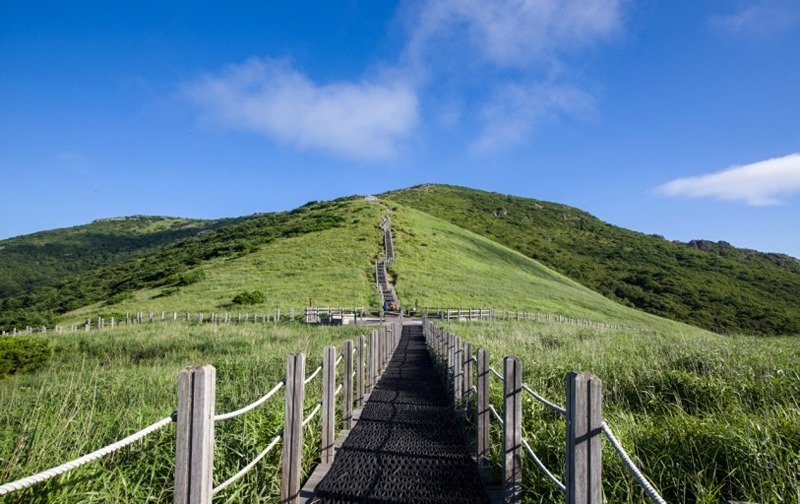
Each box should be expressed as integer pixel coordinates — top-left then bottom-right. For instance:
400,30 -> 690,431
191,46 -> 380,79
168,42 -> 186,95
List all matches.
423,318 -> 667,504
0,322 -> 403,503
1,307 -> 371,336
418,307 -> 651,332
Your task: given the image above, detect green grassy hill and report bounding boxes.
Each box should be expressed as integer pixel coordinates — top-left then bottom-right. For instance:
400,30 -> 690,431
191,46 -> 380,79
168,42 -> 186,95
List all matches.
0,216 -> 231,299
383,184 -> 800,335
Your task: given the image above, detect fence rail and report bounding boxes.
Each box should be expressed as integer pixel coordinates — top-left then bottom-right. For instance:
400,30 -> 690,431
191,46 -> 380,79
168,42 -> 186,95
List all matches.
418,307 -> 653,332
423,318 -> 667,504
0,322 -> 403,504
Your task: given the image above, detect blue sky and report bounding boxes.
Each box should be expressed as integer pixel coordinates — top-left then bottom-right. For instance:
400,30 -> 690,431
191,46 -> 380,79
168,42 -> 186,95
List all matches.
2,0 -> 799,257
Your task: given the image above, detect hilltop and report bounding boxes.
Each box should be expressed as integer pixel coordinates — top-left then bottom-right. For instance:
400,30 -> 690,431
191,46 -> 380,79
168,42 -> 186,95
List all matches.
383,184 -> 800,335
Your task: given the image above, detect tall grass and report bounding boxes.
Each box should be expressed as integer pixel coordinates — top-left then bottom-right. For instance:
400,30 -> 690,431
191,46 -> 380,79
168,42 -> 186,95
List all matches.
0,323 -> 367,502
443,320 -> 800,503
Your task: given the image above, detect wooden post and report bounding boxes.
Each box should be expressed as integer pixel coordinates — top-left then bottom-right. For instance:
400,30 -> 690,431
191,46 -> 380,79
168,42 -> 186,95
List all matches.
322,346 -> 336,464
463,342 -> 473,413
282,353 -> 306,503
357,334 -> 365,407
175,365 -> 216,504
477,348 -> 490,463
344,340 -> 353,429
566,372 -> 602,504
453,335 -> 463,406
367,332 -> 375,393
503,357 -> 522,503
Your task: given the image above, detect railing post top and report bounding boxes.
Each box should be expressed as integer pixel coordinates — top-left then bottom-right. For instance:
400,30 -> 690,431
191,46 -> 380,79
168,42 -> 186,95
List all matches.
180,363 -> 216,375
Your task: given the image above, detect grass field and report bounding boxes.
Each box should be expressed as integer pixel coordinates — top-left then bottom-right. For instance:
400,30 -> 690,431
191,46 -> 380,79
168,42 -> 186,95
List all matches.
386,203 -> 693,331
59,200 -> 385,326
0,323 -> 369,503
439,320 -> 800,504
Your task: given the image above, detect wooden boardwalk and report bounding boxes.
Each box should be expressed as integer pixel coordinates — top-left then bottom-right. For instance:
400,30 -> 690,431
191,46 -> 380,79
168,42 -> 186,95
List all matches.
302,323 -> 492,503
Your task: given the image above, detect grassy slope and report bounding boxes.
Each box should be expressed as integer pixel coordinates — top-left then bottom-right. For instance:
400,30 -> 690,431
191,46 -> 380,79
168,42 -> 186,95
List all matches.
445,320 -> 800,503
61,200 -> 385,324
383,184 -> 800,335
386,202 -> 697,332
0,216 -> 230,298
0,323 -> 367,503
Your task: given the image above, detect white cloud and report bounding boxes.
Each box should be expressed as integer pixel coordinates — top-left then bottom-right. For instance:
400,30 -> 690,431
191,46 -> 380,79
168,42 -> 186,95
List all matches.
402,0 -> 623,153
710,0 -> 800,37
471,82 -> 593,153
405,0 -> 625,69
185,58 -> 418,161
656,153 -> 800,206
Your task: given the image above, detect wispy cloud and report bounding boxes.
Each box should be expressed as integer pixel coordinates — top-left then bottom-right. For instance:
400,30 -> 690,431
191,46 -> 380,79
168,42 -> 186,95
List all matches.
656,153 -> 800,206
471,82 -> 593,153
404,0 -> 623,152
710,0 -> 800,37
185,58 -> 418,161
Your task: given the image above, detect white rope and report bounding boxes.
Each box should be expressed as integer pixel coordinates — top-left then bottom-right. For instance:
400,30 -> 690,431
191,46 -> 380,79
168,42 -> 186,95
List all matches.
521,384 -> 566,415
302,403 -> 322,427
489,367 -> 505,382
471,356 -> 478,364
334,384 -> 343,397
488,404 -> 504,424
214,381 -> 284,421
304,365 -> 323,384
335,355 -> 344,367
212,435 -> 282,496
0,416 -> 173,496
520,438 -> 566,493
601,422 -> 667,504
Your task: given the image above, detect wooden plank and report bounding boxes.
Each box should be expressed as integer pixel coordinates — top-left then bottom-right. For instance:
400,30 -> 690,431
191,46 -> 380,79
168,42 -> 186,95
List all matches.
357,335 -> 364,407
454,335 -> 463,406
322,346 -> 336,464
344,340 -> 353,429
503,357 -> 522,504
281,353 -> 305,503
174,365 -> 215,504
566,372 -> 602,504
463,342 -> 474,413
477,348 -> 490,463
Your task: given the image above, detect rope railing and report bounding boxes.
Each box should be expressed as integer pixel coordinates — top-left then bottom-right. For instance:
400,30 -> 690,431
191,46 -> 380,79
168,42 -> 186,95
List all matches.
335,355 -> 344,367
302,403 -> 322,427
489,367 -> 505,381
521,384 -> 566,415
214,381 -> 284,422
304,365 -> 323,384
0,415 -> 174,496
334,384 -> 343,397
423,318 -> 664,504
601,421 -> 667,504
211,434 -> 282,496
520,438 -> 566,493
488,404 -> 504,424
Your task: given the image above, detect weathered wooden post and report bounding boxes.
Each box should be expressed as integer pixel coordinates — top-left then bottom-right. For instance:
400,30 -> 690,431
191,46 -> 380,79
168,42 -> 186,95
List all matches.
282,353 -> 306,503
357,334 -> 365,407
344,340 -> 353,429
175,365 -> 216,504
503,357 -> 523,503
453,335 -> 463,406
322,346 -> 336,464
463,342 -> 473,413
367,332 -> 376,394
566,372 -> 602,504
477,348 -> 490,463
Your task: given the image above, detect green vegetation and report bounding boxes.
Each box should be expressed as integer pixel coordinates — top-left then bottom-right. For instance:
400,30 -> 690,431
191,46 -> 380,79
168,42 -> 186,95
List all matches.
388,204 -> 690,331
232,290 -> 266,305
1,198 -> 381,331
384,184 -> 800,335
443,320 -> 800,503
0,337 -> 52,378
0,216 -> 228,299
0,323 -> 365,502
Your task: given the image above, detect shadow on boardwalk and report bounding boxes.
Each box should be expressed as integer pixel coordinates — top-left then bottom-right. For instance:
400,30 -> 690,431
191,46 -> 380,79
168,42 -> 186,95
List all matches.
310,324 -> 491,503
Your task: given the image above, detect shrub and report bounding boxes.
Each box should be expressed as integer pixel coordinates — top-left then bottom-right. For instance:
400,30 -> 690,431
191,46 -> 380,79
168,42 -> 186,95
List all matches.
0,337 -> 53,378
232,290 -> 266,305
176,270 -> 206,286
